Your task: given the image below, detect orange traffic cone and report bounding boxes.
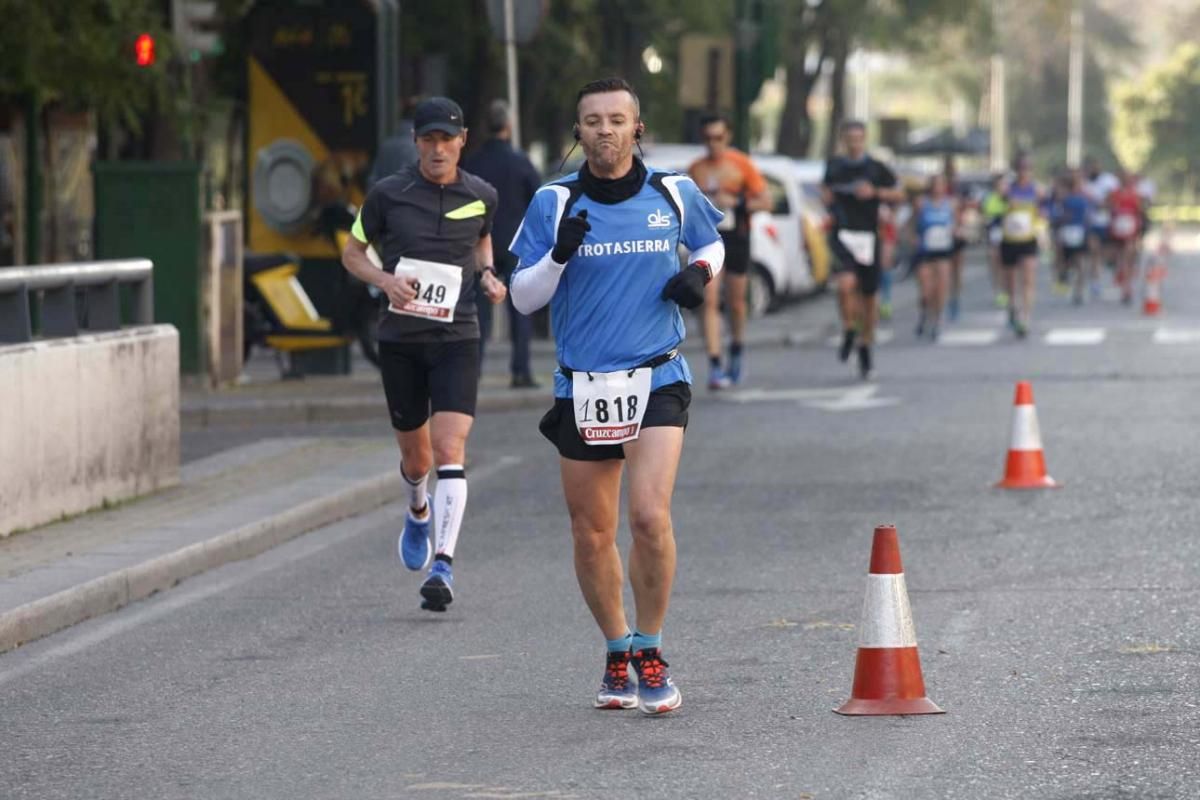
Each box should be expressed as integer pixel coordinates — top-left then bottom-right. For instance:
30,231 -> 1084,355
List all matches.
995,381 -> 1060,489
1143,243 -> 1168,316
835,524 -> 944,716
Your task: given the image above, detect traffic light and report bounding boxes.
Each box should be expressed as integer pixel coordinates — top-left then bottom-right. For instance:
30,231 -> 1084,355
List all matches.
134,33 -> 156,67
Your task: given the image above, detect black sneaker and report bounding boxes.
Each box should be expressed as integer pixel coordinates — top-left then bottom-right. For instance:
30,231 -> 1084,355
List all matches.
838,329 -> 857,362
857,345 -> 873,379
510,374 -> 541,389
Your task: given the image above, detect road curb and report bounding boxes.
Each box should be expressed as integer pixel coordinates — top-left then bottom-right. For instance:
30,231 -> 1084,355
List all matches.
0,470 -> 400,654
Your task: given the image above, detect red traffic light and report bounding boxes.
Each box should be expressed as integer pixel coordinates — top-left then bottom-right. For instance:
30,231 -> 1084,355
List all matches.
135,33 -> 155,67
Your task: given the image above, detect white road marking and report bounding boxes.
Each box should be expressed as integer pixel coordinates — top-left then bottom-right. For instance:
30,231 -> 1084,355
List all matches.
938,328 -> 1001,346
825,329 -> 895,347
1044,327 -> 1106,345
1153,327 -> 1200,344
726,384 -> 900,412
804,385 -> 901,412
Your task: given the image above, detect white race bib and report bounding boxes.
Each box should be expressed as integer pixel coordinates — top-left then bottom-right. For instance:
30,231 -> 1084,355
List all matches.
1004,211 -> 1033,239
837,229 -> 877,266
572,367 -> 653,446
1090,208 -> 1111,228
922,225 -> 953,252
1059,225 -> 1086,248
1112,213 -> 1137,238
988,226 -> 1003,246
387,257 -> 463,323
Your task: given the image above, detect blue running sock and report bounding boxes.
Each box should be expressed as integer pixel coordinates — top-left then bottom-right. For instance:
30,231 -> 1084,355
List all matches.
606,632 -> 633,653
632,630 -> 662,653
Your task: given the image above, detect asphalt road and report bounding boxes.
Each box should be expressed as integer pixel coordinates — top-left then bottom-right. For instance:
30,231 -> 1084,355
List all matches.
4,247 -> 1199,799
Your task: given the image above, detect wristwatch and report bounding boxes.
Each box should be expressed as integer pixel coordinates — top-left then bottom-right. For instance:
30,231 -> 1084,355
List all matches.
693,260 -> 714,284
482,266 -> 498,279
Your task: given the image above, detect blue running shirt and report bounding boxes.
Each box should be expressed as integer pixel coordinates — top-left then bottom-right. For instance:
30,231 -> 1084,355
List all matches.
510,167 -> 724,398
916,197 -> 955,254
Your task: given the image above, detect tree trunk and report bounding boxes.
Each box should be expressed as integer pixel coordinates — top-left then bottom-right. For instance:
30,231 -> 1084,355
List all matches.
825,36 -> 849,160
778,56 -> 821,157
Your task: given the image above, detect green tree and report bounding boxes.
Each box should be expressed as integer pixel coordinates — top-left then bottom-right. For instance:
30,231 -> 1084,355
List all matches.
1113,43 -> 1200,197
774,0 -> 992,158
0,0 -> 172,135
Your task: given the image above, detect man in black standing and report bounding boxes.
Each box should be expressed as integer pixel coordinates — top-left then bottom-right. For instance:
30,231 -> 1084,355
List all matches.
464,100 -> 543,388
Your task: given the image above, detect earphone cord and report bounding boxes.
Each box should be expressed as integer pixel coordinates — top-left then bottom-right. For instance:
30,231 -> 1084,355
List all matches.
556,131 -> 644,176
556,141 -> 581,176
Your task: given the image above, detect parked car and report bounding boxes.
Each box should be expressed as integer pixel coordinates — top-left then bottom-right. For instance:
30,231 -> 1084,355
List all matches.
639,144 -> 830,316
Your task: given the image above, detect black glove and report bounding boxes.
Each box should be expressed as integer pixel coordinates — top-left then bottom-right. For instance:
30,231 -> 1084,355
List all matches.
551,209 -> 590,263
660,262 -> 712,309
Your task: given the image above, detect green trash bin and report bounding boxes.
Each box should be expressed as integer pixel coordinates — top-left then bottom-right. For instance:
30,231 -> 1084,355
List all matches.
94,161 -> 202,373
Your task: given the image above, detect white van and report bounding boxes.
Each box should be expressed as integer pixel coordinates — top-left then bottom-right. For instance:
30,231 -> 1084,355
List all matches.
640,144 -> 831,316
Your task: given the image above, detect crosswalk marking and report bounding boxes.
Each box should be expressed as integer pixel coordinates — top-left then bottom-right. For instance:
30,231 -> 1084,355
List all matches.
806,324 -> 1200,348
938,329 -> 1001,346
825,329 -> 895,347
1044,327 -> 1106,345
1153,327 -> 1200,344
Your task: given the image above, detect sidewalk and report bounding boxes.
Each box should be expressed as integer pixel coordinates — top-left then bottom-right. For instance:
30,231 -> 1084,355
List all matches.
0,438 -> 401,653
183,296 -> 841,427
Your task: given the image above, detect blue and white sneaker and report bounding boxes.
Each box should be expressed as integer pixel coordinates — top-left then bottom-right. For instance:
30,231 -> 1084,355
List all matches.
632,648 -> 682,715
594,650 -> 638,710
727,354 -> 744,386
399,497 -> 432,571
707,365 -> 731,391
419,560 -> 453,612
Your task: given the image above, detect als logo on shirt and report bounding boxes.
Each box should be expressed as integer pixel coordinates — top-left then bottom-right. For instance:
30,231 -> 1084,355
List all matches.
647,209 -> 672,229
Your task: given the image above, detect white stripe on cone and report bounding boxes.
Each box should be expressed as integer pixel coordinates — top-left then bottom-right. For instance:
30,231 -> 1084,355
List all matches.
1009,405 -> 1043,452
858,573 -> 918,648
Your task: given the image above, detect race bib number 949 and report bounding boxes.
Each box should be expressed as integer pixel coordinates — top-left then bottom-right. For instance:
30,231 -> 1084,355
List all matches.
388,257 -> 463,322
572,368 -> 653,445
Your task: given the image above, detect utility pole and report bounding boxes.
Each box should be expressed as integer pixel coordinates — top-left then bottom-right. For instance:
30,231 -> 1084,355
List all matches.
989,0 -> 1008,172
1066,3 -> 1084,168
503,0 -> 521,149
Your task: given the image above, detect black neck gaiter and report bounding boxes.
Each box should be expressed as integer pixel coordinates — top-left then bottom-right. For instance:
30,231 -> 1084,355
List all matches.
579,157 -> 647,204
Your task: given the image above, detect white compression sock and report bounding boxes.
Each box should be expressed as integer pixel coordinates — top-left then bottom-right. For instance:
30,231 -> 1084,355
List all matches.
400,463 -> 429,516
434,465 -> 468,559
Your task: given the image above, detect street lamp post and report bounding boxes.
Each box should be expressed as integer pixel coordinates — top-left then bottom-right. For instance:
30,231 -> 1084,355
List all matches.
1067,4 -> 1084,168
503,0 -> 521,150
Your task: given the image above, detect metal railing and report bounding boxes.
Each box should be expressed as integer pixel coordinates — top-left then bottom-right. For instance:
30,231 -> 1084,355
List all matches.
0,259 -> 154,344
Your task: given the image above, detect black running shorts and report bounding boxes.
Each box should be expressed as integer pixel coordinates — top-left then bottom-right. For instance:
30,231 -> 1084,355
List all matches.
1000,240 -> 1038,268
828,230 -> 882,296
538,382 -> 691,462
379,338 -> 480,431
721,231 -> 752,276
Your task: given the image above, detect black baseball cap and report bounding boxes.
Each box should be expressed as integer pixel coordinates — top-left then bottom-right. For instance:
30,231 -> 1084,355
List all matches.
414,97 -> 465,136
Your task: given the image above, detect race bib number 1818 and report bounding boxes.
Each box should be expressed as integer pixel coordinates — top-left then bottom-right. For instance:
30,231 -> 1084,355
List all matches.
572,368 -> 653,446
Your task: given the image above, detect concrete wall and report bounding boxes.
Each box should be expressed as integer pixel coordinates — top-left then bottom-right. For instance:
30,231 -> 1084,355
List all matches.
0,326 -> 180,536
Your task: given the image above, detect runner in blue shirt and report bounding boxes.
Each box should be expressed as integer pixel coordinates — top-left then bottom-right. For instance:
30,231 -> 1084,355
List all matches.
1055,169 -> 1093,305
510,77 -> 724,716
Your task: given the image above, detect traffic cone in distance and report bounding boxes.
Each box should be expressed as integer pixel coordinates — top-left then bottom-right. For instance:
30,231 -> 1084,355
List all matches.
995,381 -> 1060,489
835,524 -> 944,716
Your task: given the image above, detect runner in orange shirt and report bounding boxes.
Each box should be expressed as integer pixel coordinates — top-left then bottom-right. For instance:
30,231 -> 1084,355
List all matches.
688,115 -> 773,389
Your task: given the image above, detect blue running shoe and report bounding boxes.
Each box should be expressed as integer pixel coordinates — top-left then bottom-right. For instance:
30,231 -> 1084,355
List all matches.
399,497 -> 432,571
594,650 -> 638,710
707,365 -> 731,391
632,648 -> 681,715
727,354 -> 744,386
419,560 -> 453,612
948,296 -> 960,322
